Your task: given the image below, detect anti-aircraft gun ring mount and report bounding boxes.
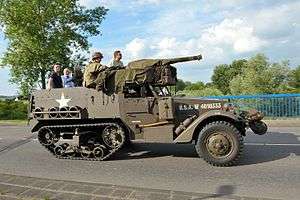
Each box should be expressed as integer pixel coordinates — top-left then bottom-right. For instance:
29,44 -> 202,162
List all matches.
29,54 -> 268,166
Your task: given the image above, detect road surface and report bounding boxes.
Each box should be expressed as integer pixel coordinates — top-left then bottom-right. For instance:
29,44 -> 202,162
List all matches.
0,125 -> 299,199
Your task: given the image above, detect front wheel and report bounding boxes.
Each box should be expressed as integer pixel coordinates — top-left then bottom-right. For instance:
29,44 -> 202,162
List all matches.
195,121 -> 243,167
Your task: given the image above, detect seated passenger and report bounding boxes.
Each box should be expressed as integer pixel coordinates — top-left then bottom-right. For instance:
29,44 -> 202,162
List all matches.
47,63 -> 63,89
109,50 -> 124,69
61,68 -> 75,88
73,66 -> 83,87
83,52 -> 107,88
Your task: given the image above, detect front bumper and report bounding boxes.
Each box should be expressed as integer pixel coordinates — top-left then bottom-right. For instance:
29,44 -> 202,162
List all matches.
239,109 -> 268,135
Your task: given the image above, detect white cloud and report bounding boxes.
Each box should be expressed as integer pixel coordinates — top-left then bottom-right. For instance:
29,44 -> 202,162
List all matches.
200,18 -> 266,53
125,38 -> 147,59
78,0 -> 163,9
203,0 -> 249,13
123,36 -> 226,67
135,0 -> 161,5
78,0 -> 119,8
123,17 -> 265,63
251,2 -> 300,40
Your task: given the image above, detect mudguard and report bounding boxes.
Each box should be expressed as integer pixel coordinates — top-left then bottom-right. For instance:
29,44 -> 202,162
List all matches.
30,120 -> 42,133
173,110 -> 241,143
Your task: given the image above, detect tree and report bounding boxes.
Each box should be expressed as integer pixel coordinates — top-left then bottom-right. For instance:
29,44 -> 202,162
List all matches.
211,64 -> 229,94
289,65 -> 300,89
185,81 -> 205,90
0,0 -> 108,96
211,59 -> 246,94
229,54 -> 291,95
244,53 -> 268,71
176,79 -> 188,91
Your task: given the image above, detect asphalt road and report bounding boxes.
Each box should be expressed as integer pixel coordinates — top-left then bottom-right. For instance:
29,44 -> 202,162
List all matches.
0,125 -> 299,200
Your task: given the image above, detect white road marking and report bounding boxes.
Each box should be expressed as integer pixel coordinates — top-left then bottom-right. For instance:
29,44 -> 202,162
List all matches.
245,143 -> 300,146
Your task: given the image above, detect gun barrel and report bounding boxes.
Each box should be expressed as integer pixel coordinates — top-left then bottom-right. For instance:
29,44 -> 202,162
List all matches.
162,54 -> 202,65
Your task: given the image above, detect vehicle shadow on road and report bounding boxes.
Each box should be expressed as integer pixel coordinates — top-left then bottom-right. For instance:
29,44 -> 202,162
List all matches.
114,131 -> 300,166
116,142 -> 198,160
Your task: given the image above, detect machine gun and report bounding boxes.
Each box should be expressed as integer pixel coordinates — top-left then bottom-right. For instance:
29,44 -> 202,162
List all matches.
96,54 -> 203,93
124,54 -> 202,86
127,54 -> 202,69
162,54 -> 202,65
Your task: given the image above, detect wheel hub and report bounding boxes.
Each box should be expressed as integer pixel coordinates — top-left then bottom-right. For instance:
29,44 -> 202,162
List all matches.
102,126 -> 124,148
207,133 -> 231,157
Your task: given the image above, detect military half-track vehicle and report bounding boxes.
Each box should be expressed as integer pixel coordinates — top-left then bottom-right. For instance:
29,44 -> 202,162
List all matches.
29,54 -> 267,166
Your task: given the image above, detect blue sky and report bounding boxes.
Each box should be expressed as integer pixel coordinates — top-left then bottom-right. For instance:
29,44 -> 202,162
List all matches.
0,0 -> 300,95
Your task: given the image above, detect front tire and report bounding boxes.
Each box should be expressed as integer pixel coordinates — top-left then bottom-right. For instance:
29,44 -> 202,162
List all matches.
195,121 -> 243,167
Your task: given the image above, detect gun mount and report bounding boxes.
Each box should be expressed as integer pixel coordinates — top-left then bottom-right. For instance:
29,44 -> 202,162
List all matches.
127,54 -> 202,69
98,54 -> 203,94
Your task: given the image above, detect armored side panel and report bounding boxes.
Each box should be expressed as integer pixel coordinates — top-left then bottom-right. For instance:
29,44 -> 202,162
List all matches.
30,87 -> 121,121
118,96 -> 175,142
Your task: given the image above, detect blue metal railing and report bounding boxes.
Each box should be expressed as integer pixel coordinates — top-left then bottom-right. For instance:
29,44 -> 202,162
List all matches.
205,94 -> 300,118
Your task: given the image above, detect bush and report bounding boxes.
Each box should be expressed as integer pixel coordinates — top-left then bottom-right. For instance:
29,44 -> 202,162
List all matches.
0,100 -> 28,120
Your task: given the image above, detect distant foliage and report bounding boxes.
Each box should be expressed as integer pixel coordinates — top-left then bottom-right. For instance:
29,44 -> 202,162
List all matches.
230,55 -> 292,95
184,81 -> 205,91
211,59 -> 247,94
176,79 -> 189,91
209,54 -> 299,95
0,0 -> 108,96
289,65 -> 300,92
178,87 -> 223,97
0,100 -> 28,120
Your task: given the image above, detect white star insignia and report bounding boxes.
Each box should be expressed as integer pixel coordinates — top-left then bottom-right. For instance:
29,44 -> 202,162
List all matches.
56,92 -> 71,108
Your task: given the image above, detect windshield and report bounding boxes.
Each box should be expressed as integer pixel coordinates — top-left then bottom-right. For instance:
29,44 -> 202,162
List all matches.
152,86 -> 171,97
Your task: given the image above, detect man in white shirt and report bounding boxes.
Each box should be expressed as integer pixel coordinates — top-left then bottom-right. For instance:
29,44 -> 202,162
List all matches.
109,50 -> 124,68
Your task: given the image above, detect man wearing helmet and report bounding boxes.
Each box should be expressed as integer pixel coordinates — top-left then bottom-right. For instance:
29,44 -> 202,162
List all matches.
83,52 -> 107,88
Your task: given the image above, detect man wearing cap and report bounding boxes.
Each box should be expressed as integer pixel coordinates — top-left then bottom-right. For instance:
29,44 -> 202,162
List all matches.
83,52 -> 107,88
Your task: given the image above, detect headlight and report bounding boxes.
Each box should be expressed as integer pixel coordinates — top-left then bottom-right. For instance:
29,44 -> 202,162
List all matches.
222,103 -> 237,111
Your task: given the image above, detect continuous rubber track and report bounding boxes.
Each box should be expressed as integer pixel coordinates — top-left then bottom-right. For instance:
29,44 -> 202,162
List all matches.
38,122 -> 125,161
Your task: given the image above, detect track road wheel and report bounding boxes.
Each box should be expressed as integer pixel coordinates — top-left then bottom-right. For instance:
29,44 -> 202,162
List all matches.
102,125 -> 125,149
38,128 -> 56,146
81,146 -> 92,158
54,145 -> 65,156
93,146 -> 105,159
195,121 -> 243,167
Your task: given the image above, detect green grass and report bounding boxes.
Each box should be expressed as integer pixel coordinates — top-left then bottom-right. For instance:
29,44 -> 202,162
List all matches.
0,120 -> 27,125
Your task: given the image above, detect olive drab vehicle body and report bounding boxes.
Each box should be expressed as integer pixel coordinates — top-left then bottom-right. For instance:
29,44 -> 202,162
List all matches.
29,54 -> 267,166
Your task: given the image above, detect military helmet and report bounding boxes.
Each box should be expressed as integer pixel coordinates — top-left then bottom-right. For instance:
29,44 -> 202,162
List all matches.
92,52 -> 103,60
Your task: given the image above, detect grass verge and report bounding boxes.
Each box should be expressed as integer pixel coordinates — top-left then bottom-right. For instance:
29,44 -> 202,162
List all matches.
0,120 -> 27,126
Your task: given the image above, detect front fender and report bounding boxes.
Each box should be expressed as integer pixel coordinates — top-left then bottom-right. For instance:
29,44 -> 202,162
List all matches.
30,120 -> 43,133
174,110 -> 240,143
